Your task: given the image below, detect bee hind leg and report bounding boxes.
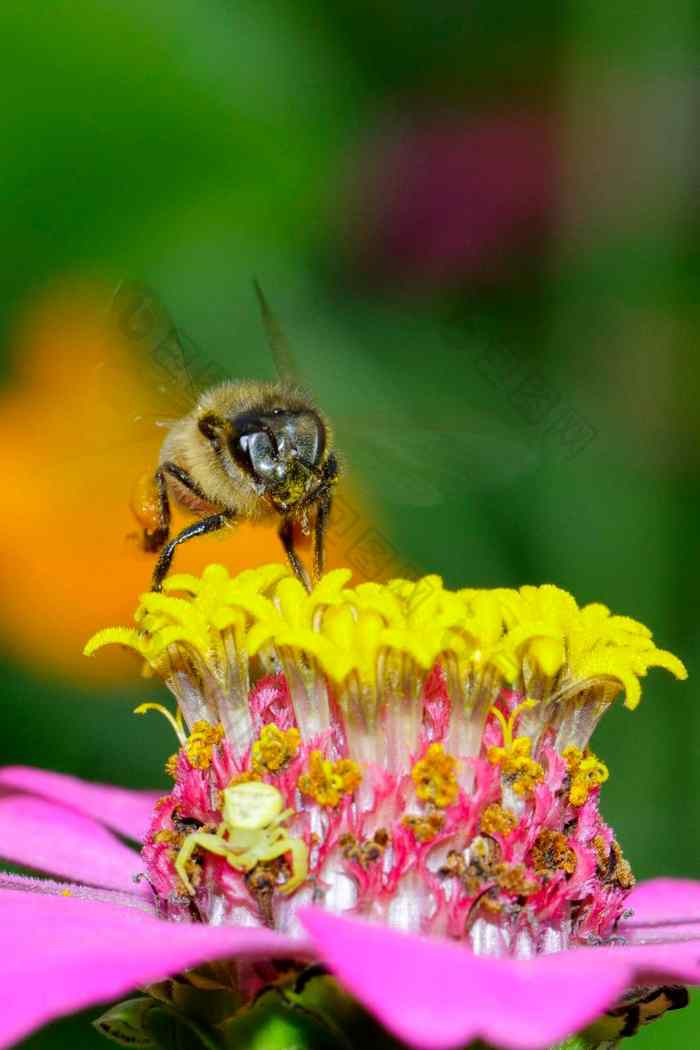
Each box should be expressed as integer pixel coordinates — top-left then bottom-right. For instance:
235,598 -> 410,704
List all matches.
151,511 -> 233,592
146,461 -> 215,555
141,467 -> 171,552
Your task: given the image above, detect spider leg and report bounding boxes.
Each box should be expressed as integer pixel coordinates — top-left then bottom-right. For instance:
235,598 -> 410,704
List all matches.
259,832 -> 309,895
175,830 -> 234,895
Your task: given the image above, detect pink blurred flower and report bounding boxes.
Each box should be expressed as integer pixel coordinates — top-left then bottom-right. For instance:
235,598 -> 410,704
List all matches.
350,110 -> 556,289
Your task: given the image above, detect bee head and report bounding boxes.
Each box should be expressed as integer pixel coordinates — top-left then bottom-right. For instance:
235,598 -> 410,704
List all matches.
199,406 -> 325,509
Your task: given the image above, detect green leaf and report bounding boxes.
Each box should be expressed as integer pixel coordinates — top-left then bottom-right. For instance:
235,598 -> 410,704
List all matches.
283,969 -> 402,1048
94,997 -> 224,1050
550,1038 -> 618,1050
219,988 -> 344,1050
93,998 -> 156,1047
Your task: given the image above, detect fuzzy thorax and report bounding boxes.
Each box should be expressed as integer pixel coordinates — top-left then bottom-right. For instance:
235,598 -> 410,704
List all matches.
85,565 -> 686,956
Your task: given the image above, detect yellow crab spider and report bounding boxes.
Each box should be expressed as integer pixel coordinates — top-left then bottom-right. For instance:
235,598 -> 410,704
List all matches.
174,781 -> 308,897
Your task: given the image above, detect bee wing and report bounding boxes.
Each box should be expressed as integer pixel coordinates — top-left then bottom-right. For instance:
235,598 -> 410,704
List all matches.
252,279 -> 303,385
110,280 -> 220,419
335,414 -> 541,507
53,283 -> 220,476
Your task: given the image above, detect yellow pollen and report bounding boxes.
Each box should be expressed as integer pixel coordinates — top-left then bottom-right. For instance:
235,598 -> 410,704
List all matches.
251,723 -> 301,773
228,770 -> 261,786
563,745 -> 609,806
164,753 -> 179,779
185,721 -> 225,770
298,751 -> 362,807
494,862 -> 538,896
402,810 -> 445,842
153,829 -> 180,846
530,828 -> 577,876
339,829 -> 390,867
411,743 -> 459,808
479,803 -> 518,836
592,836 -> 635,889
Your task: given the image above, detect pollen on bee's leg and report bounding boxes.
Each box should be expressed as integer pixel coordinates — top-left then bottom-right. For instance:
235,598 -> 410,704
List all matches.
130,469 -> 168,552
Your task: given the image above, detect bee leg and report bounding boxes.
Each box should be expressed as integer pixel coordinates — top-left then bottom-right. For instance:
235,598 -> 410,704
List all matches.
161,461 -> 210,502
146,463 -> 211,554
151,511 -> 233,592
279,519 -> 311,591
140,468 -> 171,553
308,455 -> 338,582
313,489 -> 332,582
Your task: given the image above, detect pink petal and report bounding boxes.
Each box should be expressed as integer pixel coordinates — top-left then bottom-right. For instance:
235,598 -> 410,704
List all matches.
0,795 -> 148,894
0,887 -> 304,1049
299,907 -> 700,1050
0,766 -> 159,842
621,877 -> 700,941
0,871 -> 154,914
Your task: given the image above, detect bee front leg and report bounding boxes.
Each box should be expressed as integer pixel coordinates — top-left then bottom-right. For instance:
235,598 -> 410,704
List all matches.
313,490 -> 332,582
310,455 -> 338,582
279,518 -> 311,591
151,511 -> 233,592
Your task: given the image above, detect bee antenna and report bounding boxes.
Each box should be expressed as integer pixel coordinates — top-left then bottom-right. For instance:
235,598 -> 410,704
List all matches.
252,278 -> 300,384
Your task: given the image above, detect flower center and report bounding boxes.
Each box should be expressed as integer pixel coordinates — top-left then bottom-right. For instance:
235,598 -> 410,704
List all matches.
86,564 -> 686,958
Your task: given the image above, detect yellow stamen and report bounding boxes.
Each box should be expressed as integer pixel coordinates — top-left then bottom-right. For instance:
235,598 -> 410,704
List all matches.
134,702 -> 186,744
488,697 -> 538,751
487,699 -> 544,796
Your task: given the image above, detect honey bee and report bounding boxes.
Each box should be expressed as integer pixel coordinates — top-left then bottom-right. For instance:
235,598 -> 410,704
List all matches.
113,280 -> 544,594
115,282 -> 338,592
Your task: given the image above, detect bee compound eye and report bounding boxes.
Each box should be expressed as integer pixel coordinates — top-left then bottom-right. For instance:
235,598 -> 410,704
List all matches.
233,427 -> 279,478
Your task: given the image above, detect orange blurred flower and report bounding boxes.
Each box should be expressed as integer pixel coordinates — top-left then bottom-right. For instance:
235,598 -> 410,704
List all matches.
0,283 -> 385,682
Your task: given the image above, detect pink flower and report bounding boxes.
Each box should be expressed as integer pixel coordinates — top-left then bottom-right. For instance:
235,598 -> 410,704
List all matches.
2,568 -> 698,1049
349,110 -> 556,290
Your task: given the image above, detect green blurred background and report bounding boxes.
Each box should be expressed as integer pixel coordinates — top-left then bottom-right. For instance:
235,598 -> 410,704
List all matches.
1,1 -> 698,1046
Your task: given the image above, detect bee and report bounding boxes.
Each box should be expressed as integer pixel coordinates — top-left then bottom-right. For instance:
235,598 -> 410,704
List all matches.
115,282 -> 338,592
113,280 -> 543,595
